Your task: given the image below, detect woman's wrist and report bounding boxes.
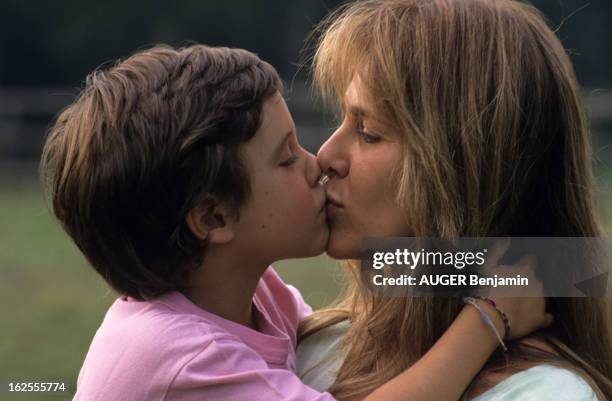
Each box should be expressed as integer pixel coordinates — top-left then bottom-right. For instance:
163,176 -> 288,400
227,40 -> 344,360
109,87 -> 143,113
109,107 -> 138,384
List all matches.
366,301 -> 506,401
473,296 -> 510,340
459,300 -> 506,349
475,299 -> 506,334
463,297 -> 508,351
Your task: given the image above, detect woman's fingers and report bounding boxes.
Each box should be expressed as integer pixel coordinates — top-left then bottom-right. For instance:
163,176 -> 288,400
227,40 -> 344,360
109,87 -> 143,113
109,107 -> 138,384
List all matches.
484,238 -> 511,268
479,241 -> 554,338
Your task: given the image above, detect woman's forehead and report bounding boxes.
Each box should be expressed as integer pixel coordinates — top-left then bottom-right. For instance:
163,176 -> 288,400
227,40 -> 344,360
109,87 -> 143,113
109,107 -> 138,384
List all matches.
342,76 -> 395,134
343,76 -> 374,116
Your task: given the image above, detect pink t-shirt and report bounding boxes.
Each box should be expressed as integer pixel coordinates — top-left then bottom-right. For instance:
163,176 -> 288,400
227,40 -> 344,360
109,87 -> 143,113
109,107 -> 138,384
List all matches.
73,267 -> 336,401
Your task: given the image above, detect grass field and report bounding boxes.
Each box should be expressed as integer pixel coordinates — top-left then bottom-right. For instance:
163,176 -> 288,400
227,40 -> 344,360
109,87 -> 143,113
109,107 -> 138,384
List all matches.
0,177 -> 344,400
1,168 -> 611,400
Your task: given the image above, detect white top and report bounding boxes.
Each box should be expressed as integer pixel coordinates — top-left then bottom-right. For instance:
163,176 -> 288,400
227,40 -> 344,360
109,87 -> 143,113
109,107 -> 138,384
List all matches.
296,321 -> 349,392
296,321 -> 599,400
470,364 -> 598,401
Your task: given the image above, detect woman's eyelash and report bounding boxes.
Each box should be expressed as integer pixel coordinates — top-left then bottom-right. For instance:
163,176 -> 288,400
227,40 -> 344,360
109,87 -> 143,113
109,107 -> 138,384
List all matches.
353,119 -> 380,144
358,129 -> 380,144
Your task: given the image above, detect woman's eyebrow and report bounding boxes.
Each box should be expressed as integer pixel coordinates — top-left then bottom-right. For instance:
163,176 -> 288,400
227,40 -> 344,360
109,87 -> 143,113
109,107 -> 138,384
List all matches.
346,105 -> 370,119
345,105 -> 388,135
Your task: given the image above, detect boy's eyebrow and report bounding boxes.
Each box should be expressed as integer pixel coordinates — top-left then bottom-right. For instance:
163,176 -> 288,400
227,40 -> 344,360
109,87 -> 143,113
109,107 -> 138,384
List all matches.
272,130 -> 293,157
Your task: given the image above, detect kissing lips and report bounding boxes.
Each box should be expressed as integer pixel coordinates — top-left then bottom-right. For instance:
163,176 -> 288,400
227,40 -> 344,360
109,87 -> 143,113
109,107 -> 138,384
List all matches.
325,195 -> 344,218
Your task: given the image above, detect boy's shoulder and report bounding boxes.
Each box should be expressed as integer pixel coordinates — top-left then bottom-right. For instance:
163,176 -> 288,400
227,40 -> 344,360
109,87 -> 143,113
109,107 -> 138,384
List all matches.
87,292 -> 233,367
75,295 -> 236,400
86,269 -> 309,366
75,273 -> 313,400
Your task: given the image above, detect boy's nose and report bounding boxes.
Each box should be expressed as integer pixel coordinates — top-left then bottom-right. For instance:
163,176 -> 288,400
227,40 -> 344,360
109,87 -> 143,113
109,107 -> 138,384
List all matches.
305,150 -> 322,187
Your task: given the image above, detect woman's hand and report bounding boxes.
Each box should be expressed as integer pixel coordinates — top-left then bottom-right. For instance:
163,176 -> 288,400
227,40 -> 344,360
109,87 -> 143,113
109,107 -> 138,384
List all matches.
484,294 -> 554,340
477,240 -> 554,340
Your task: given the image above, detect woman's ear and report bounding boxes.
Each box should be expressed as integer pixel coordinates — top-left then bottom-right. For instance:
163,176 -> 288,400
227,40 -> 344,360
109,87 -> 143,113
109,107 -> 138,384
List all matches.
186,197 -> 235,245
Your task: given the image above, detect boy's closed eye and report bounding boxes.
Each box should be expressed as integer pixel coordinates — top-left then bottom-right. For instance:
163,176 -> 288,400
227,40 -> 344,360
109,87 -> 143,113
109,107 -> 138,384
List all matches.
279,155 -> 299,166
277,134 -> 299,167
279,144 -> 298,166
272,130 -> 298,166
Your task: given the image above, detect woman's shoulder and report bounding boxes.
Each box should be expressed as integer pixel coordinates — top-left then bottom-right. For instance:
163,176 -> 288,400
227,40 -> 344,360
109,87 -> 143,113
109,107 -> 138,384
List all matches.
470,364 -> 599,401
297,319 -> 350,357
296,320 -> 350,392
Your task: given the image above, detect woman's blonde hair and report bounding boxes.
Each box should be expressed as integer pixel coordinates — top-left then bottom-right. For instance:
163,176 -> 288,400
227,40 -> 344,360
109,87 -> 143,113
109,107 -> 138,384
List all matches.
301,0 -> 612,399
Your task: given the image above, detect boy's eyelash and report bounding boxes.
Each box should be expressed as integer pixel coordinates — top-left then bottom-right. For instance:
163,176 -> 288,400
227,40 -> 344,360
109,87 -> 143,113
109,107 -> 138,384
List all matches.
279,155 -> 299,167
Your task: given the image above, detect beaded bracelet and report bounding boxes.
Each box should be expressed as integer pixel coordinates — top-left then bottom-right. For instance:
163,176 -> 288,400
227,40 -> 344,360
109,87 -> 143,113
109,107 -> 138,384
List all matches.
473,295 -> 511,341
463,297 -> 508,351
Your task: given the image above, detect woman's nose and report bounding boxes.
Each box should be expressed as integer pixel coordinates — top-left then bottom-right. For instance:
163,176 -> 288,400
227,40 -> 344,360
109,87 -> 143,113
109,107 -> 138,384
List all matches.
317,128 -> 349,178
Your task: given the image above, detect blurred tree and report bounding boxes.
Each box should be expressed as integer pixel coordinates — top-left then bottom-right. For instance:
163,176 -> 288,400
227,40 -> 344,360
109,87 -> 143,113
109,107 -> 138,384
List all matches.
531,0 -> 612,89
0,0 -> 344,85
1,0 -> 608,87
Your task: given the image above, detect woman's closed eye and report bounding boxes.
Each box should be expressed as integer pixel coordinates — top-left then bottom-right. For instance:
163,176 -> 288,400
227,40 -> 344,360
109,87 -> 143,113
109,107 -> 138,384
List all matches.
358,128 -> 381,144
354,119 -> 381,144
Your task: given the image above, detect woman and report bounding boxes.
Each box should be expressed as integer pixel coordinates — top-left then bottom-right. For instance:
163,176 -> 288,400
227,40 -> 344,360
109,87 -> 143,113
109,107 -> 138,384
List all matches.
297,0 -> 612,400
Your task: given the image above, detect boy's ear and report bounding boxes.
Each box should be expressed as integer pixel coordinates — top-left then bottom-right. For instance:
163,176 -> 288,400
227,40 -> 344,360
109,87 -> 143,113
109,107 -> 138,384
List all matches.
186,197 -> 235,245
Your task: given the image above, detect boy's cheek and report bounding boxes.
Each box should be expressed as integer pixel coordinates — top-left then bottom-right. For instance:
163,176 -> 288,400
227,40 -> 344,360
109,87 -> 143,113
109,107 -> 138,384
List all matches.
292,186 -> 319,214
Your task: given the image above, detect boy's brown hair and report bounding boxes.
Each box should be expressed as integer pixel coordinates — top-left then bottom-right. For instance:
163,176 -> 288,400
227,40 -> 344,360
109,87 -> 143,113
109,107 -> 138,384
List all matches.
40,44 -> 282,300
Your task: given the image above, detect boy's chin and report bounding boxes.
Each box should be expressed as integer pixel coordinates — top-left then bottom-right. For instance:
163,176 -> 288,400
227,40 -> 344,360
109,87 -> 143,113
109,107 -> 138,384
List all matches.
278,224 -> 329,259
324,238 -> 360,260
306,237 -> 329,257
299,230 -> 329,258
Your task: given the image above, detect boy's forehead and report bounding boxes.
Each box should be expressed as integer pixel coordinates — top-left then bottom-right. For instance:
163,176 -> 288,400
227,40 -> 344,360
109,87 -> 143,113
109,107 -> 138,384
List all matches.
267,91 -> 288,113
258,93 -> 294,140
242,92 -> 294,157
